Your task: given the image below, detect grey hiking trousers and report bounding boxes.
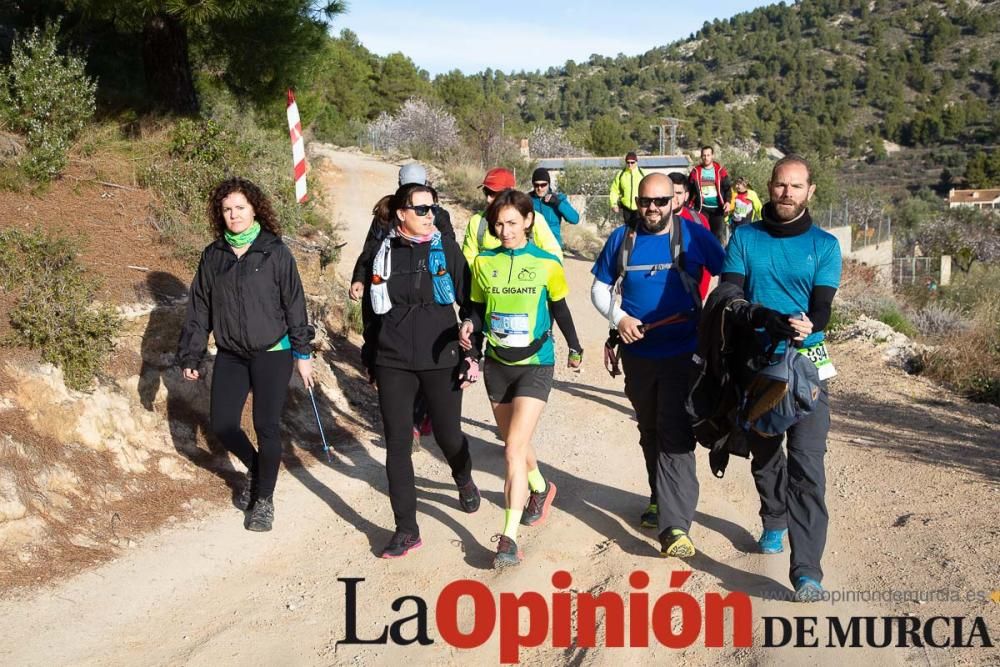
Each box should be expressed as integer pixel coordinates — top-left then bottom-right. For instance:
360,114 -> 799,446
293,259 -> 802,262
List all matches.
749,382 -> 831,584
622,351 -> 699,536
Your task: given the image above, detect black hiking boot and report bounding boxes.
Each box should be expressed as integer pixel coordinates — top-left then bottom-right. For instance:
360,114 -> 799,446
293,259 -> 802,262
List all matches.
247,496 -> 274,532
457,479 -> 481,513
235,471 -> 256,511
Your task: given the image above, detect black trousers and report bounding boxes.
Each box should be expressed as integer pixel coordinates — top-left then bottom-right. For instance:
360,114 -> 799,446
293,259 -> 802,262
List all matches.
375,365 -> 473,535
210,348 -> 293,499
704,207 -> 726,245
622,350 -> 699,534
621,207 -> 641,229
749,383 -> 830,583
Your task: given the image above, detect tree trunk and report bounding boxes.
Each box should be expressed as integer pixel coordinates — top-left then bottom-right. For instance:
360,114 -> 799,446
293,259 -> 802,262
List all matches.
142,13 -> 198,114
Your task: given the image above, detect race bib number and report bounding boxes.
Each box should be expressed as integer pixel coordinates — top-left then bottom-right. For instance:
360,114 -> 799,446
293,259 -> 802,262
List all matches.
701,184 -> 718,199
798,341 -> 837,380
490,312 -> 531,347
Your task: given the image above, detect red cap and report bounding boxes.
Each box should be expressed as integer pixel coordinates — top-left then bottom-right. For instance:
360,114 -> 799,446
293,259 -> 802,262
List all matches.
480,168 -> 516,191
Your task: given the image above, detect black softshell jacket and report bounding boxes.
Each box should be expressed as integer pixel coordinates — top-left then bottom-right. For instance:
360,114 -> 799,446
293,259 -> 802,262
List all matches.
177,230 -> 314,368
361,236 -> 472,372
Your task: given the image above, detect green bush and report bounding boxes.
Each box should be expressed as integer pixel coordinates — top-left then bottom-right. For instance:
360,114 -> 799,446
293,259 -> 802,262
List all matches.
0,22 -> 96,183
0,228 -> 120,391
875,304 -> 918,338
139,93 -> 322,265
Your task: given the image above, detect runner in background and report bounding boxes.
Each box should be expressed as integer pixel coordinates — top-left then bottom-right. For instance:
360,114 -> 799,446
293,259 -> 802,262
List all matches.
361,183 -> 482,559
727,176 -> 763,231
669,171 -> 713,298
459,189 -> 583,569
462,168 -> 563,265
529,167 -> 579,247
609,151 -> 645,229
688,145 -> 732,245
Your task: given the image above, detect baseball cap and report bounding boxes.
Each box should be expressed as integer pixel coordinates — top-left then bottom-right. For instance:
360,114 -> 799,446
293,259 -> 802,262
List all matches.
398,163 -> 427,186
480,167 -> 516,191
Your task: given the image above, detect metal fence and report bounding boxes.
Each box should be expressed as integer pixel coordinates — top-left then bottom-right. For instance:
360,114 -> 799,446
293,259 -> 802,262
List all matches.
892,256 -> 941,286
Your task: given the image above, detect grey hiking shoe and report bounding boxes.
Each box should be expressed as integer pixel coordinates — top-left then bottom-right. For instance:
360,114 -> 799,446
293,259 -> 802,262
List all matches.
247,496 -> 274,532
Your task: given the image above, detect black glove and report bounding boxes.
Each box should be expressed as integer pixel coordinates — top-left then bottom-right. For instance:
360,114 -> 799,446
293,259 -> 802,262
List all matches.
545,194 -> 562,209
751,306 -> 798,340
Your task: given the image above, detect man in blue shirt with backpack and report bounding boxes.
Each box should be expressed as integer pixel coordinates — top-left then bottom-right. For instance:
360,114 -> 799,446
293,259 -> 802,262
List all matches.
591,173 -> 725,558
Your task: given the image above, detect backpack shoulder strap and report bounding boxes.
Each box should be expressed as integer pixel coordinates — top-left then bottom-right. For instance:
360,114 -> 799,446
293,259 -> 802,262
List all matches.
671,215 -> 703,313
476,214 -> 488,248
615,227 -> 636,283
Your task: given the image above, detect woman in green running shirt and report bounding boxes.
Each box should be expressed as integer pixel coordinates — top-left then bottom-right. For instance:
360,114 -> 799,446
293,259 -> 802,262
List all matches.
458,189 -> 583,569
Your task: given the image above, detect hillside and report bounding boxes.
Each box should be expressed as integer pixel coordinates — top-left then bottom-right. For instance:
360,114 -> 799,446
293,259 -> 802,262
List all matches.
445,0 -> 999,172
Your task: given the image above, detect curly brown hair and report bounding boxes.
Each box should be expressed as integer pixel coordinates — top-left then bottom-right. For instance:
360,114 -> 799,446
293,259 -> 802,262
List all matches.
207,177 -> 281,239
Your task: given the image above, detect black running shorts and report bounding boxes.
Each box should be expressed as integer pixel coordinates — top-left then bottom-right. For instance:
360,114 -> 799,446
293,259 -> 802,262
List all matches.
483,358 -> 554,404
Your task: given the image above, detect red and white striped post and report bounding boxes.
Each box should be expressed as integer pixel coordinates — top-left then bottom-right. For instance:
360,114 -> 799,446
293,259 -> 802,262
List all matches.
287,89 -> 308,203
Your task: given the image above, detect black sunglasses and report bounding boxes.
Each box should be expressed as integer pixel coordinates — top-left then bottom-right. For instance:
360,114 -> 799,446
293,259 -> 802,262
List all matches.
532,182 -> 549,188
404,204 -> 440,217
626,160 -> 637,165
636,196 -> 672,208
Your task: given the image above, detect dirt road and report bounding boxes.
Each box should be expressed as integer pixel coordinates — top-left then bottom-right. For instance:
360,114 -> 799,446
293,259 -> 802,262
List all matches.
1,148 -> 996,666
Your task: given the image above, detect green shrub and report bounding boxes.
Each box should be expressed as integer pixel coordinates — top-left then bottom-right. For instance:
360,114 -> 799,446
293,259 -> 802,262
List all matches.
875,304 -> 918,338
0,22 -> 96,183
0,228 -> 120,391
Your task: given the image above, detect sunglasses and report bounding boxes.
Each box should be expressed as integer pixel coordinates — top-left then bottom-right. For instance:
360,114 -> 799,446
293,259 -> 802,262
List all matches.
482,188 -> 497,198
404,204 -> 440,217
636,196 -> 672,208
626,160 -> 637,165
532,182 -> 549,188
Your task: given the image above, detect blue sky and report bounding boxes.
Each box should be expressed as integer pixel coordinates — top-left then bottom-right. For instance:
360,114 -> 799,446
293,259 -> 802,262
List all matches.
334,1 -> 774,76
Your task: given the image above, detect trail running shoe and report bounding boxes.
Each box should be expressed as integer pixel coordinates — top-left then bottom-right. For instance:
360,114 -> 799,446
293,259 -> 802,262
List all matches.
758,528 -> 787,554
380,530 -> 423,559
246,496 -> 274,532
520,481 -> 557,526
457,479 -> 481,513
492,534 -> 523,569
639,503 -> 658,529
793,576 -> 825,603
660,527 -> 695,558
235,471 -> 256,511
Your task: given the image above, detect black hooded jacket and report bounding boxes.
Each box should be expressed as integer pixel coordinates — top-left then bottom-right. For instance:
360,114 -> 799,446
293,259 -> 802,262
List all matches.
176,230 -> 314,368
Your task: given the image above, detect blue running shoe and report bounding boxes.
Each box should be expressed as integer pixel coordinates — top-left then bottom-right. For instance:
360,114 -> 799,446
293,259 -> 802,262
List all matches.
793,576 -> 824,602
758,528 -> 787,554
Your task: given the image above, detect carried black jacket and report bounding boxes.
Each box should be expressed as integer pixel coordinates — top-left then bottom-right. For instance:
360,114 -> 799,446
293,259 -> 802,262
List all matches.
361,235 -> 472,373
177,230 -> 314,368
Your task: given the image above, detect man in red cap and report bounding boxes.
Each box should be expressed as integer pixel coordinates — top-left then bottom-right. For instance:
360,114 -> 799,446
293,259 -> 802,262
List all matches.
462,168 -> 563,265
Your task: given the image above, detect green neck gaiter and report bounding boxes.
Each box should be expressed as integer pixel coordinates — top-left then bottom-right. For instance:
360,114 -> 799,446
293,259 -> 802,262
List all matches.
224,220 -> 261,248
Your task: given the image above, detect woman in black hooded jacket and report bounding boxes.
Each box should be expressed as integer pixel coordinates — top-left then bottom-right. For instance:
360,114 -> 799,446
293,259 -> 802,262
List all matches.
177,177 -> 314,532
361,182 -> 482,559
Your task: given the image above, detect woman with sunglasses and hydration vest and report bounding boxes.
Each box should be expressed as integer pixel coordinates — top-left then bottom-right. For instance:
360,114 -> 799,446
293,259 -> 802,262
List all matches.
361,182 -> 482,559
459,189 -> 583,569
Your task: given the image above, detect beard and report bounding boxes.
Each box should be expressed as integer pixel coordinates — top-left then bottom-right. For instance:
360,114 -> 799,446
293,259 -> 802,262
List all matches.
772,199 -> 807,222
641,212 -> 670,234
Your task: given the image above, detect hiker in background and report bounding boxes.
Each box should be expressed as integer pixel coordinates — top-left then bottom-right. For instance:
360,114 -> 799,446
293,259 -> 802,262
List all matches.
350,163 -> 452,447
349,163 -> 453,301
669,172 -> 713,299
590,173 -> 724,557
609,151 -> 645,229
728,176 -> 763,231
361,182 -> 482,559
461,168 -> 562,265
529,167 -> 579,247
688,145 -> 732,245
459,189 -> 583,569
177,177 -> 315,533
721,154 -> 842,602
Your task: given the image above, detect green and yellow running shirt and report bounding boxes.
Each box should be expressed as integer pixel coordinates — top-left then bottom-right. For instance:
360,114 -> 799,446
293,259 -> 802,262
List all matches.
471,243 -> 569,366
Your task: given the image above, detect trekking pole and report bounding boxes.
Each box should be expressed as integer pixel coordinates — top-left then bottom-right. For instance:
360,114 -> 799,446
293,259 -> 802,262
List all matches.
307,386 -> 332,463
